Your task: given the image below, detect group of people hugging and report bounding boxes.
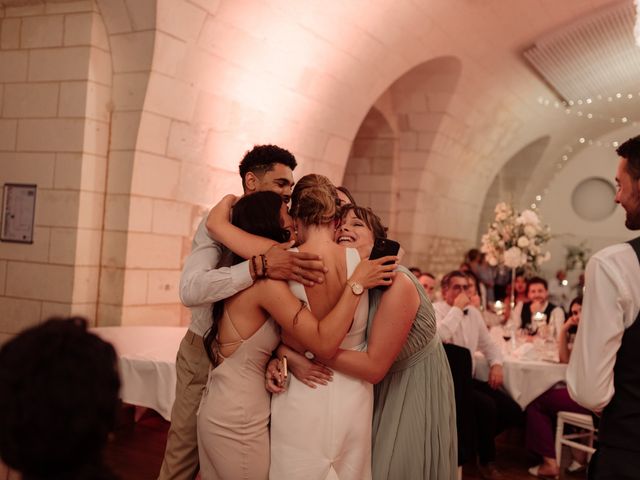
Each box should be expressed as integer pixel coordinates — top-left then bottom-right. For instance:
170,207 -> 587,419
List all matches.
158,144 -> 458,480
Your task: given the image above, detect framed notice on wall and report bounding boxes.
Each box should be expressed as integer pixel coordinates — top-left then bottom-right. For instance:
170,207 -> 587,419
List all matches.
1,183 -> 37,244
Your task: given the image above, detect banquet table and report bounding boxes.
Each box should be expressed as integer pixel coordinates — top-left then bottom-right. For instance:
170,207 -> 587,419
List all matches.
473,340 -> 568,410
91,326 -> 187,421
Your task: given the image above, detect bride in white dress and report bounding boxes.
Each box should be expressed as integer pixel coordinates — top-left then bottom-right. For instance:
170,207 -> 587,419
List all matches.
208,174 -> 389,480
269,174 -> 375,480
270,245 -> 372,480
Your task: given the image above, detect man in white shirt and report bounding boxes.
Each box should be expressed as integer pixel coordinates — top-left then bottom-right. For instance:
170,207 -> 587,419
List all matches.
512,277 -> 565,339
568,135 -> 640,480
434,270 -> 522,480
158,145 -> 326,480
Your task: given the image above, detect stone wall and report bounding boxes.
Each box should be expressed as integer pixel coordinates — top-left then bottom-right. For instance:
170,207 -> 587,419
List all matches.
0,1 -> 110,341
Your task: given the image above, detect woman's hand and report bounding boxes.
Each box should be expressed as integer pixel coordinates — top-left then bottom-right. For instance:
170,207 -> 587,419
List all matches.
206,194 -> 238,237
265,357 -> 286,394
562,315 -> 579,332
350,256 -> 398,289
287,353 -> 333,389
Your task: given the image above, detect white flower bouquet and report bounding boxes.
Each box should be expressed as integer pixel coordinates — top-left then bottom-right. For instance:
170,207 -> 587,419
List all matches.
481,202 -> 551,271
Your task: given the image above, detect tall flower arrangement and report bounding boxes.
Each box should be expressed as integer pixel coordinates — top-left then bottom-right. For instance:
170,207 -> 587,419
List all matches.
481,202 -> 551,272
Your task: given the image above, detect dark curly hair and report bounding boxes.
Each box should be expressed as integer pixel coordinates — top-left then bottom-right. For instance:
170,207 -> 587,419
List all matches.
238,145 -> 297,190
0,317 -> 120,480
527,276 -> 548,293
617,135 -> 640,180
204,191 -> 291,364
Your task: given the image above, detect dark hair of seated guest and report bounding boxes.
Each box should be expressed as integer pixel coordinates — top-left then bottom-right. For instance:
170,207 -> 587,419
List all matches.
204,191 -> 291,365
0,317 -> 120,480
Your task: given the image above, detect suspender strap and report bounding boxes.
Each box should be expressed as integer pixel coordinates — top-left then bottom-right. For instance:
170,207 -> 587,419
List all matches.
627,236 -> 640,263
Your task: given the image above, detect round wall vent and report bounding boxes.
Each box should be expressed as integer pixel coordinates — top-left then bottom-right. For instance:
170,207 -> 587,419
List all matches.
571,177 -> 616,221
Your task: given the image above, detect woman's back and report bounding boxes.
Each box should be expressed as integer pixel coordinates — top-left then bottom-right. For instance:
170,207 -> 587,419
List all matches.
270,245 -> 373,480
299,240 -> 348,318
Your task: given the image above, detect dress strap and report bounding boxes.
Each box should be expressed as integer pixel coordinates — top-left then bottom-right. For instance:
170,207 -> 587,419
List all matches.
217,308 -> 244,351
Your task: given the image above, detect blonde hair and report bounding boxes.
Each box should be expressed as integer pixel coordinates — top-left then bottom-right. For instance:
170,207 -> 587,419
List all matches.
290,174 -> 339,225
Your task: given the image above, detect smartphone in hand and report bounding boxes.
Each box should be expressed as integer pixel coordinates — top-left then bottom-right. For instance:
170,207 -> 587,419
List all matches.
369,237 -> 400,291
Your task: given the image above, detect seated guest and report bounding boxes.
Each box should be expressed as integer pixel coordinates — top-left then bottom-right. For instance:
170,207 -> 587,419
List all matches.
0,317 -> 120,480
512,276 -> 565,338
409,266 -> 422,278
434,271 -> 522,480
526,297 -> 590,478
418,271 -> 437,301
465,270 -> 487,310
465,272 -> 502,327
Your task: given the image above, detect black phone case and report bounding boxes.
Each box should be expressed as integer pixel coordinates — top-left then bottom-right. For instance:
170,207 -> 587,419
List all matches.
369,238 -> 400,290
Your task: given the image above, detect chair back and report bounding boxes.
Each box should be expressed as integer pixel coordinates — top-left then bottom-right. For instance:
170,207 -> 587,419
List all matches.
443,343 -> 475,466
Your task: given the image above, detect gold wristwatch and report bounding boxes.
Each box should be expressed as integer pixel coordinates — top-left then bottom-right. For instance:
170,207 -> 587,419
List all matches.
348,281 -> 364,296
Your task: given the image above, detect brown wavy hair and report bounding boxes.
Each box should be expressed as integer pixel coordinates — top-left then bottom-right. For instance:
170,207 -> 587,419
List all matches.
289,174 -> 339,225
340,204 -> 388,240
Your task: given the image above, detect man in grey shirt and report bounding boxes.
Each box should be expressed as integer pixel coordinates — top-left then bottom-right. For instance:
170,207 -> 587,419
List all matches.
158,145 -> 326,480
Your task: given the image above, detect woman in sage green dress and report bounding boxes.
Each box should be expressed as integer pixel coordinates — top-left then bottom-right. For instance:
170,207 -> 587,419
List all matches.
329,205 -> 457,480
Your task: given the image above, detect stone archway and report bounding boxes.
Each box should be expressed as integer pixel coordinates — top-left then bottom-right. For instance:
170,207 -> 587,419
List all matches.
476,136 -> 551,242
342,105 -> 397,231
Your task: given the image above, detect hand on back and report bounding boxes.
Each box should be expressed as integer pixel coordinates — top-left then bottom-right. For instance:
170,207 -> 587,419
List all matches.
264,242 -> 327,286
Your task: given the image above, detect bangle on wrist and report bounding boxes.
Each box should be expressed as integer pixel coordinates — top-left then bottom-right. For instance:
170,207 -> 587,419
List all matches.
260,254 -> 268,278
252,256 -> 266,279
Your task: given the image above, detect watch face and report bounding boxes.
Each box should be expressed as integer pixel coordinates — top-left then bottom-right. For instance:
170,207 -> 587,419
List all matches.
351,282 -> 364,295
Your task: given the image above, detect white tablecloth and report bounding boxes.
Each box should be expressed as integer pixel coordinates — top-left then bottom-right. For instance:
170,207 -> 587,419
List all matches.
92,326 -> 187,420
474,344 -> 567,410
474,352 -> 567,409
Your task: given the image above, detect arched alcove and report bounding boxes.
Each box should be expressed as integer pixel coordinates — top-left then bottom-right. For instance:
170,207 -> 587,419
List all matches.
476,136 -> 551,242
342,106 -> 397,229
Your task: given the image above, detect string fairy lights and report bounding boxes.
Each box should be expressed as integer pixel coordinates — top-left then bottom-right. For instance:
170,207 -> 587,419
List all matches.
536,93 -> 640,126
530,85 -> 640,209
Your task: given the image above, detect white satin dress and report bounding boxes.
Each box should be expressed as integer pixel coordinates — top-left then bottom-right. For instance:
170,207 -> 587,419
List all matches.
269,248 -> 373,480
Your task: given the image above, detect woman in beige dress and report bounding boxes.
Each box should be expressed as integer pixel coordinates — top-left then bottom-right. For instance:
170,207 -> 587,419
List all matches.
198,189 -> 396,480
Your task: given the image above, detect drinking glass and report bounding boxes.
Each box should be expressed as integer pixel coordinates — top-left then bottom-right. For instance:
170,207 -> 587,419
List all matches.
533,311 -> 547,339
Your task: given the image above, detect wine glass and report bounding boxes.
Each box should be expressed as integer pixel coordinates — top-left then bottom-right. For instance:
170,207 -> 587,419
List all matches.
502,319 -> 516,353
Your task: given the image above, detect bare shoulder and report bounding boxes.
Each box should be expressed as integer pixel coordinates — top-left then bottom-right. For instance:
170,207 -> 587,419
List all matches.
383,270 -> 420,303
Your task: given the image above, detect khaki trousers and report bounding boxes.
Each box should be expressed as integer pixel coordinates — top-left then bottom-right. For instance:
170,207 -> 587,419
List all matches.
158,330 -> 210,480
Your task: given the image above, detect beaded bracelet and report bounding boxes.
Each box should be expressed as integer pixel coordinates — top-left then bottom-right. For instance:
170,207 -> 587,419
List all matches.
251,255 -> 260,278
